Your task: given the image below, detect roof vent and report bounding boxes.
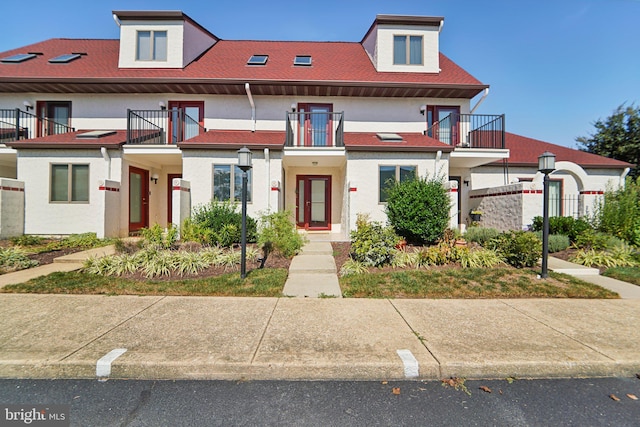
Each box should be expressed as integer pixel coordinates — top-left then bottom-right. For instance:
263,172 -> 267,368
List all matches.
376,133 -> 404,142
76,130 -> 117,139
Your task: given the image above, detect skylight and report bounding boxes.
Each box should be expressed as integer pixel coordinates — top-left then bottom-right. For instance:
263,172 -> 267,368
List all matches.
76,130 -> 117,139
1,53 -> 37,63
247,55 -> 268,65
376,133 -> 404,142
49,53 -> 82,63
294,55 -> 312,66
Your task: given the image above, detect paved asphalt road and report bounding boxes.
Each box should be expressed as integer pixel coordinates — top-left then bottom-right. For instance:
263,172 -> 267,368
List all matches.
1,378 -> 639,426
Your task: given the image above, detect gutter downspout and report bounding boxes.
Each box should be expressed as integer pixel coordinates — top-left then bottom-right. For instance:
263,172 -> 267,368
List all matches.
264,148 -> 270,210
100,147 -> 111,180
470,88 -> 489,114
112,14 -> 121,27
438,19 -> 444,33
620,167 -> 631,187
435,150 -> 442,174
245,83 -> 256,132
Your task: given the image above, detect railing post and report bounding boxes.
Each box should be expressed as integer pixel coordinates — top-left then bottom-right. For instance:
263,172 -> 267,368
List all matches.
14,108 -> 20,140
126,109 -> 131,145
501,114 -> 506,149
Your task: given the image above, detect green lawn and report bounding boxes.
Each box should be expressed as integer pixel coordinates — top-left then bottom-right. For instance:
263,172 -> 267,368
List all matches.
1,268 -> 289,297
339,268 -> 618,299
603,267 -> 640,286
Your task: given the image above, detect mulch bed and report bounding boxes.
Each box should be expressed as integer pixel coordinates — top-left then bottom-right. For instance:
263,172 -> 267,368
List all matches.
27,248 -> 85,265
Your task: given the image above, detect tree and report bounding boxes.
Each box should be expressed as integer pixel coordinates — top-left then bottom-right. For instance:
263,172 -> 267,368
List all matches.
576,104 -> 640,178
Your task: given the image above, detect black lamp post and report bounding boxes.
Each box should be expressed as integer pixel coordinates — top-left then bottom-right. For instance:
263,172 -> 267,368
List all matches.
538,151 -> 556,278
237,146 -> 253,279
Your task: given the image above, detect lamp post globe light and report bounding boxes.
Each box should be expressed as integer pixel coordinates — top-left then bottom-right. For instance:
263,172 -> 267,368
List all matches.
237,146 -> 253,279
538,151 -> 556,279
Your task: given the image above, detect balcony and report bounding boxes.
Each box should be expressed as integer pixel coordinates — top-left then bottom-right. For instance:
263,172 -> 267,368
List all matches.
127,109 -> 206,145
285,111 -> 344,148
0,108 -> 75,143
426,113 -> 505,149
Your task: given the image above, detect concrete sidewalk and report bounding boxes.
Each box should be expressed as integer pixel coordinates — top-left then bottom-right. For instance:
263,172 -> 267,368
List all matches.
0,294 -> 638,381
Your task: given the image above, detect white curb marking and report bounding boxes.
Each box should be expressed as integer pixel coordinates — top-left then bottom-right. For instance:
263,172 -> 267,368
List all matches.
96,348 -> 127,378
396,349 -> 419,378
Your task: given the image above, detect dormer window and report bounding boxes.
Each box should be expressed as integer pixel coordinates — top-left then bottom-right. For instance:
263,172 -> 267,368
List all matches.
393,35 -> 423,65
136,30 -> 167,61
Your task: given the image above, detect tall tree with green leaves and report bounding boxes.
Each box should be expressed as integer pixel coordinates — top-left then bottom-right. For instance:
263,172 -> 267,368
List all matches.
576,104 -> 640,178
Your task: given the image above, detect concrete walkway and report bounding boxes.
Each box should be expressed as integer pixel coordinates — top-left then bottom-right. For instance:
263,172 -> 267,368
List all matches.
282,241 -> 342,298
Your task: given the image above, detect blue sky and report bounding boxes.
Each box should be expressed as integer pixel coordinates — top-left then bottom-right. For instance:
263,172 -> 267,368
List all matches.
1,0 -> 639,149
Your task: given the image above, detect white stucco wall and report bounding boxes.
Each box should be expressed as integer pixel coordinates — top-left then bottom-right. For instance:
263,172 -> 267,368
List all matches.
17,149 -> 109,236
118,20 -> 185,69
181,149 -> 283,220
0,178 -> 24,238
375,24 -> 440,73
345,151 -> 449,231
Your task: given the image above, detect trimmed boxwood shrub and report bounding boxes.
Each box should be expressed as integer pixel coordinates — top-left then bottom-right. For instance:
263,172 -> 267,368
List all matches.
385,176 -> 450,245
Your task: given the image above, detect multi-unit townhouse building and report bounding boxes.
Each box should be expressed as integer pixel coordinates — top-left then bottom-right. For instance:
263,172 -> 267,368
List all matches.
0,11 -> 632,239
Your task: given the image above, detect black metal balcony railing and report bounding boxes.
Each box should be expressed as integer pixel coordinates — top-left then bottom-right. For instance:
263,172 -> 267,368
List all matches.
0,108 -> 75,142
285,111 -> 344,147
426,113 -> 505,149
127,109 -> 206,145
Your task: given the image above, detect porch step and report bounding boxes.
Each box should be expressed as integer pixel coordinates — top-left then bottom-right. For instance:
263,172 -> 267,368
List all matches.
301,241 -> 334,256
289,255 -> 337,274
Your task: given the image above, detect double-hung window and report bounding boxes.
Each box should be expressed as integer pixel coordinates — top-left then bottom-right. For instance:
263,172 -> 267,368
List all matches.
213,165 -> 252,202
136,30 -> 167,61
393,35 -> 423,65
50,164 -> 89,203
379,165 -> 417,203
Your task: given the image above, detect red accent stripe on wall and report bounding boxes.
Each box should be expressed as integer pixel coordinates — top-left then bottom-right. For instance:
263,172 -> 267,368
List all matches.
0,186 -> 24,192
580,190 -> 604,195
98,186 -> 120,192
173,186 -> 190,192
449,188 -> 458,193
469,189 -> 542,199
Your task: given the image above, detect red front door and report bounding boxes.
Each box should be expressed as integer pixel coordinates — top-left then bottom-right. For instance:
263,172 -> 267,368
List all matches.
298,103 -> 332,147
296,175 -> 331,230
129,166 -> 149,233
168,101 -> 204,144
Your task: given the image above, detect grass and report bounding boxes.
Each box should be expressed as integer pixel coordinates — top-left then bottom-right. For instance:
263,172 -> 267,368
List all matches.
1,268 -> 289,297
339,268 -> 618,299
603,266 -> 640,286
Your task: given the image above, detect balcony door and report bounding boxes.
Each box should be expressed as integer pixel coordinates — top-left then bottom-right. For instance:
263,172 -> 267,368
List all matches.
298,103 -> 332,147
129,166 -> 149,233
36,101 -> 71,136
168,101 -> 204,144
426,105 -> 459,145
296,175 -> 331,230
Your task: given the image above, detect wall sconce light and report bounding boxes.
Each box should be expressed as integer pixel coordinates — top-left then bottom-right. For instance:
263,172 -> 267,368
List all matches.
291,103 -> 297,112
419,105 -> 427,115
158,101 -> 166,111
150,173 -> 159,184
23,100 -> 33,112
463,180 -> 470,187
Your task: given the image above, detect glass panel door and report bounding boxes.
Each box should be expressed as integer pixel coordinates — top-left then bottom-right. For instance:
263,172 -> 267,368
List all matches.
296,175 -> 331,230
298,104 -> 332,147
168,101 -> 204,144
310,179 -> 326,226
129,167 -> 149,232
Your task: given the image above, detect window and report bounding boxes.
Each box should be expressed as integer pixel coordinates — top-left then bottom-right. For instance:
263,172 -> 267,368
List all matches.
36,101 -> 72,136
393,35 -> 422,65
49,53 -> 82,63
136,30 -> 167,61
50,164 -> 89,203
379,165 -> 416,202
247,55 -> 268,65
294,55 -> 312,66
1,53 -> 37,63
213,165 -> 252,202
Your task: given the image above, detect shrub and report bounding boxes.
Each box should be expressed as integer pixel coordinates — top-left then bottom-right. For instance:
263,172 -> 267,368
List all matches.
385,175 -> 450,245
339,259 -> 368,277
0,247 -> 38,272
487,230 -> 542,268
570,247 -> 638,268
189,200 -> 257,246
459,248 -> 504,268
593,177 -> 640,246
257,210 -> 305,258
573,229 -> 626,251
350,214 -> 400,267
531,216 -> 591,242
464,227 -> 501,247
10,235 -> 44,246
140,224 -> 178,249
548,234 -> 570,253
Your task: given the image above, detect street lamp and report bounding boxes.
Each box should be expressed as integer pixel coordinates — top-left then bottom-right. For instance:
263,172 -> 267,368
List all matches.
237,146 -> 253,279
538,151 -> 556,278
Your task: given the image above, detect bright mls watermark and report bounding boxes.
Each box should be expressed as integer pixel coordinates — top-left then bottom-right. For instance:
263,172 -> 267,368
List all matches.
1,405 -> 69,426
